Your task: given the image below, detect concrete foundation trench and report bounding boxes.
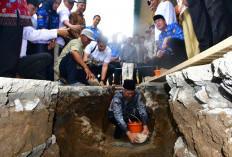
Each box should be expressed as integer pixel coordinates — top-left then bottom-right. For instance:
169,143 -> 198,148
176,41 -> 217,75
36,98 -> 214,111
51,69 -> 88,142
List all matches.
2,51 -> 232,157
54,85 -> 177,157
0,78 -> 178,157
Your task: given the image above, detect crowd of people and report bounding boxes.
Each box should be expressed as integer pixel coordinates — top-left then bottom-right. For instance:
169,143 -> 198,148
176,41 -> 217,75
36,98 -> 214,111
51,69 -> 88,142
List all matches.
0,0 -> 231,86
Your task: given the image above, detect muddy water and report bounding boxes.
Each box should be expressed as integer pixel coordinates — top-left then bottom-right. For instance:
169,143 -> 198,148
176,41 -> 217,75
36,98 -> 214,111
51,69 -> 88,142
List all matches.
54,88 -> 178,157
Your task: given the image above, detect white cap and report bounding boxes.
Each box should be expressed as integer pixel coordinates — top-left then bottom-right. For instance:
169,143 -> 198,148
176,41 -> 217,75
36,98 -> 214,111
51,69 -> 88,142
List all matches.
81,29 -> 94,40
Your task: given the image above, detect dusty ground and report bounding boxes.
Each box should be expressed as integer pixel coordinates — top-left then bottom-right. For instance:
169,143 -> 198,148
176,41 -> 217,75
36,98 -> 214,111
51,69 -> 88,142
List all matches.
54,86 -> 177,157
54,107 -> 177,157
103,123 -> 177,157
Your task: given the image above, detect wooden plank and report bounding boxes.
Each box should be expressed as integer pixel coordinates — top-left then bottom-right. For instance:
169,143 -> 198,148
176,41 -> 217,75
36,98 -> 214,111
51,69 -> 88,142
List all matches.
145,36 -> 232,83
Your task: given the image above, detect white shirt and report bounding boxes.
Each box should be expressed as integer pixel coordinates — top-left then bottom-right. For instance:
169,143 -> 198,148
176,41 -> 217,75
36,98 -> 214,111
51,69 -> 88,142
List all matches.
144,38 -> 157,59
31,14 -> 37,29
85,41 -> 112,66
20,26 -> 57,58
56,4 -> 71,46
155,1 -> 177,41
31,14 -> 51,44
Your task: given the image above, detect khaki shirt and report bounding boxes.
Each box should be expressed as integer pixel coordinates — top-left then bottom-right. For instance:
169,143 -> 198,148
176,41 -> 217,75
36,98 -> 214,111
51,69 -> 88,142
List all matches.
69,10 -> 86,39
54,38 -> 84,76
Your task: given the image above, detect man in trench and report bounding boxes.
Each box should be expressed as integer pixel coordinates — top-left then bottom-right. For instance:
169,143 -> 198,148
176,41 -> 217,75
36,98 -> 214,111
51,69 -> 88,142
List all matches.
108,79 -> 150,143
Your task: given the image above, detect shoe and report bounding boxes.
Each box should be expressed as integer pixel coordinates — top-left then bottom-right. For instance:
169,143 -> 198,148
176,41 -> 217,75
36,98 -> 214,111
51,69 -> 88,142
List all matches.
114,126 -> 122,139
57,80 -> 65,86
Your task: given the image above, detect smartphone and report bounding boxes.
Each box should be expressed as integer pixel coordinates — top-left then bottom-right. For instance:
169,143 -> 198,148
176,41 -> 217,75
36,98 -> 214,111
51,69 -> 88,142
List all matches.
147,1 -> 151,6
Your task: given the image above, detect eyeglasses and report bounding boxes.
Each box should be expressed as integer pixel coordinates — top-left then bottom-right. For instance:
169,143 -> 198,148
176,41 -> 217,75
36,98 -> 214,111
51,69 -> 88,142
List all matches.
154,19 -> 163,25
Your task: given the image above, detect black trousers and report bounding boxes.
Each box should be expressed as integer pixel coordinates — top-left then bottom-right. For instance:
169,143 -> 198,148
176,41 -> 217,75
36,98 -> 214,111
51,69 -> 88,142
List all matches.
17,53 -> 52,80
150,38 -> 188,69
144,62 -> 156,77
225,0 -> 232,20
0,25 -> 23,77
26,41 -> 37,56
138,63 -> 146,83
133,63 -> 146,84
36,44 -> 54,81
90,63 -> 115,84
59,53 -> 115,85
187,0 -> 232,51
108,62 -> 121,85
60,53 -> 88,84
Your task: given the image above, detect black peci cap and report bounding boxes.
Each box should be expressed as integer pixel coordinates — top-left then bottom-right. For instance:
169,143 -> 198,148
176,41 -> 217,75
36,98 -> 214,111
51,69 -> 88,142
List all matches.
153,14 -> 165,22
27,0 -> 40,8
123,80 -> 136,90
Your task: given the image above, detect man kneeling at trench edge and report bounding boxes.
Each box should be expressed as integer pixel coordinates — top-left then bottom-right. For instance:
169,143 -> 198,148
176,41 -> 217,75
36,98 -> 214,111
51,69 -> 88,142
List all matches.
108,79 -> 150,142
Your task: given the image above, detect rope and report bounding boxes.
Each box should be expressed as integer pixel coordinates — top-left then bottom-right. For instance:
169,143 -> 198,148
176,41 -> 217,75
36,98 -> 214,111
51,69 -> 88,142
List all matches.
115,65 -> 157,70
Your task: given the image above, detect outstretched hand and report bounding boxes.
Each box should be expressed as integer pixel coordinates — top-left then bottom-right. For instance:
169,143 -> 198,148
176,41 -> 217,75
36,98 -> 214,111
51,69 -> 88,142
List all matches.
84,67 -> 95,80
126,131 -> 139,143
99,81 -> 105,86
142,125 -> 150,137
57,27 -> 70,38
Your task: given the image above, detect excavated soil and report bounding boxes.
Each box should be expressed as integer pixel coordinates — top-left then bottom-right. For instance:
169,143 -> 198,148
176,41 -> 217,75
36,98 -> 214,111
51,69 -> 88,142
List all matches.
54,88 -> 178,157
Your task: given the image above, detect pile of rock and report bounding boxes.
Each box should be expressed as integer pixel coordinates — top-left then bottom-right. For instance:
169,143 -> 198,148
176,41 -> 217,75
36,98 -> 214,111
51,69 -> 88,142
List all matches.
168,52 -> 232,157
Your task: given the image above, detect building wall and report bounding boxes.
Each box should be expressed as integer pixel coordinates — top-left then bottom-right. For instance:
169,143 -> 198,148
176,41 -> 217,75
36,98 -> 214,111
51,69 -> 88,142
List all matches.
135,0 -> 177,36
135,0 -> 153,36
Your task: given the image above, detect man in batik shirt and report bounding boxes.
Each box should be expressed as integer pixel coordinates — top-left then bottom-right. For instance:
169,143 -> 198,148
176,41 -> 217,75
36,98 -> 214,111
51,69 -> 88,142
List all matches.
108,79 -> 150,143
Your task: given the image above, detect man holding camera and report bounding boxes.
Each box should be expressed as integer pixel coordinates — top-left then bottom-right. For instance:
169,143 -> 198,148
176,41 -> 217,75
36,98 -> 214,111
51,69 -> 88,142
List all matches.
83,36 -> 115,86
69,0 -> 86,39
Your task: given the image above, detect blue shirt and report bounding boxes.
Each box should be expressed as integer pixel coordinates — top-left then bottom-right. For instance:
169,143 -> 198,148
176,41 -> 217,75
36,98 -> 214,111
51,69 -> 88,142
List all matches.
120,44 -> 137,63
86,26 -> 102,41
36,7 -> 59,29
159,23 -> 184,55
108,42 -> 121,60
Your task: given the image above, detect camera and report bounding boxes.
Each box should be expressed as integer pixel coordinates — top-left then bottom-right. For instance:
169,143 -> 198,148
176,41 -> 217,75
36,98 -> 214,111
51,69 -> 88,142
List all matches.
147,1 -> 151,6
81,24 -> 85,29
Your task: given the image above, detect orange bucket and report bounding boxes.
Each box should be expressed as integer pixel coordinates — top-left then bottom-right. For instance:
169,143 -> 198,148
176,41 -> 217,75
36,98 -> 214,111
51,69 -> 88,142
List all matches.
127,122 -> 143,133
154,70 -> 161,76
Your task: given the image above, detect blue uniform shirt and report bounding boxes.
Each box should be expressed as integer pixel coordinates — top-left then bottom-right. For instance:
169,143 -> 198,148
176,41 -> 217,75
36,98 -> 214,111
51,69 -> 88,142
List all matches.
108,42 -> 121,60
86,26 -> 102,41
36,7 -> 59,29
159,23 -> 184,55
